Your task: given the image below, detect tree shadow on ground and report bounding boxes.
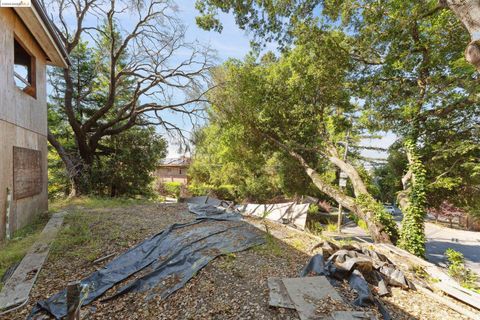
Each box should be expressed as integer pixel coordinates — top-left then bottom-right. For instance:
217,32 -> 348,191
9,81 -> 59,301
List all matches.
426,240 -> 480,265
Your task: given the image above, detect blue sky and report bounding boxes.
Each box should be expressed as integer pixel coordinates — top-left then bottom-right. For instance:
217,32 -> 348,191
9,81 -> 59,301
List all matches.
162,1 -> 253,157
178,2 -> 252,60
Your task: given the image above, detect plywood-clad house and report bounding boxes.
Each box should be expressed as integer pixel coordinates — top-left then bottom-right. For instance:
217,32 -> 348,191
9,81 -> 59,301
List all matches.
0,2 -> 69,239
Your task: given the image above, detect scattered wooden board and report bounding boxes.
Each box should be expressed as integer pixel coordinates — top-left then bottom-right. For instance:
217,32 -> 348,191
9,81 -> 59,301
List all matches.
282,276 -> 343,320
374,243 -> 480,311
267,277 -> 295,309
0,212 -> 65,311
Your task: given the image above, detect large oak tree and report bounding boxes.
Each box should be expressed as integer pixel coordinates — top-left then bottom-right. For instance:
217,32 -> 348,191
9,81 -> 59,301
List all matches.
45,0 -> 213,195
202,27 -> 399,243
195,0 -> 480,256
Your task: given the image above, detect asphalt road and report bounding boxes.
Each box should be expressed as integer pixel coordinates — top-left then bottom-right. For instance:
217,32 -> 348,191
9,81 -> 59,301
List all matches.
425,222 -> 480,275
340,216 -> 480,277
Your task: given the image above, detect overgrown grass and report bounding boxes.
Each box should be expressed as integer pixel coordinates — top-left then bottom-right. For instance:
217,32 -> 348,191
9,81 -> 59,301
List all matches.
253,228 -> 283,257
290,239 -> 307,251
49,196 -> 154,212
0,213 -> 50,288
50,209 -> 107,261
335,238 -> 354,247
48,196 -> 156,262
1,196 -> 155,290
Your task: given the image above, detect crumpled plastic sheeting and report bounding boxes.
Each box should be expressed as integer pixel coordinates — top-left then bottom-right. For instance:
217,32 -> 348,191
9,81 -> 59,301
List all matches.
349,270 -> 374,306
186,196 -> 239,219
187,203 -> 239,219
300,242 -> 414,319
299,254 -> 327,277
29,210 -> 264,319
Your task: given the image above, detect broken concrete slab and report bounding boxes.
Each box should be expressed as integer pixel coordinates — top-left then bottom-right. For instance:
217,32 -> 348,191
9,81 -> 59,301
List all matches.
0,212 -> 65,311
267,277 -> 295,309
282,276 -> 343,320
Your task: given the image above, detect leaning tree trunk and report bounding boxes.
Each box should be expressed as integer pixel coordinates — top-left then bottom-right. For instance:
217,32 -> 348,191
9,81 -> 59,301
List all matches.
265,136 -> 397,243
324,144 -> 399,243
441,0 -> 480,70
305,164 -> 395,243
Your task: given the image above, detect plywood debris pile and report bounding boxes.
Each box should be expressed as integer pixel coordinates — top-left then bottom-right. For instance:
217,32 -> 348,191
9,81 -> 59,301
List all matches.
267,276 -> 375,320
267,241 -> 420,320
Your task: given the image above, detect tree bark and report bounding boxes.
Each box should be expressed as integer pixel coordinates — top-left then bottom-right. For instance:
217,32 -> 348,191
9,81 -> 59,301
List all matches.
397,149 -> 414,212
325,144 -> 368,196
441,0 -> 480,70
48,130 -> 88,197
296,151 -> 393,243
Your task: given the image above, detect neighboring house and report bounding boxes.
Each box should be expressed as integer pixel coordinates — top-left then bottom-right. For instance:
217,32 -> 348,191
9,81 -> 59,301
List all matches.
0,3 -> 69,239
155,157 -> 191,184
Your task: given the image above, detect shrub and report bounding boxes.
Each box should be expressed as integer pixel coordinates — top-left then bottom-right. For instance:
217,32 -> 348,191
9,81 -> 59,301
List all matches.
308,204 -> 319,215
326,223 -> 338,232
445,248 -> 479,292
308,221 -> 323,235
358,219 -> 368,231
164,182 -> 182,198
187,182 -> 213,196
212,184 -> 237,200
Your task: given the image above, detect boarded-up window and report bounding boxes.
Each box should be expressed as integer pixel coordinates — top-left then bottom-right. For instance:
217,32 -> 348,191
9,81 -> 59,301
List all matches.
13,147 -> 42,199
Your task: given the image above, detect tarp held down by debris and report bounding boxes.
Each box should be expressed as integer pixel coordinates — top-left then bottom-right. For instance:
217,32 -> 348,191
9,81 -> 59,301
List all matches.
187,196 -> 310,229
29,207 -> 264,319
187,203 -> 240,219
186,195 -> 232,207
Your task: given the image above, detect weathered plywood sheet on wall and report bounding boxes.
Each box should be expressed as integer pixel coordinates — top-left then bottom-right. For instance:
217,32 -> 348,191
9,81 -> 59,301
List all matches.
13,146 -> 42,199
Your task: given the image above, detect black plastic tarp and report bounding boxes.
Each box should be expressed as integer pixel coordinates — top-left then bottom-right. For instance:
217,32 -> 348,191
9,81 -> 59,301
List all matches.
29,210 -> 264,319
186,196 -> 237,218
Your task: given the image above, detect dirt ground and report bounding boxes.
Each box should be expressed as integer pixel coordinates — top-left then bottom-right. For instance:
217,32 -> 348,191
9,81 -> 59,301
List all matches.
4,202 -> 474,319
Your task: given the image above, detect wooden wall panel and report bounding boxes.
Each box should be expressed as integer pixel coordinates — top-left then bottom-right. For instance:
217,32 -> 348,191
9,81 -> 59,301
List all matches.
13,146 -> 42,199
0,8 -> 48,136
0,9 -> 49,239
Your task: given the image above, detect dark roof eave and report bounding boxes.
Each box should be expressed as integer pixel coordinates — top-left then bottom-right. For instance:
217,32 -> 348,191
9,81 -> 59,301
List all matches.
31,0 -> 71,66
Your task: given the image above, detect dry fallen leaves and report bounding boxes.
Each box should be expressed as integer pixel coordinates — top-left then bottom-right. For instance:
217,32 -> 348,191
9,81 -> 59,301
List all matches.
4,203 -> 472,320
